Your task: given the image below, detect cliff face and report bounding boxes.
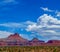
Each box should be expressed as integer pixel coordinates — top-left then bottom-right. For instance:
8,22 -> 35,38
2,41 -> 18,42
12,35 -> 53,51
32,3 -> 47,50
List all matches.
0,33 -> 60,46
46,40 -> 60,46
0,33 -> 28,46
7,33 -> 28,42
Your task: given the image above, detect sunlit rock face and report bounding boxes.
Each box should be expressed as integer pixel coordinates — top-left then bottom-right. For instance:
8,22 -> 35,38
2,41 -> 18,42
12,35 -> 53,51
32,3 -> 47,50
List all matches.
7,33 -> 28,42
0,33 -> 28,46
0,33 -> 60,46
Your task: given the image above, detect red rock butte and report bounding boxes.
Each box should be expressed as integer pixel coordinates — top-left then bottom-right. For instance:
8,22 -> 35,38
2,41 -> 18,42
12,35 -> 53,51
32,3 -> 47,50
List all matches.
0,33 -> 60,46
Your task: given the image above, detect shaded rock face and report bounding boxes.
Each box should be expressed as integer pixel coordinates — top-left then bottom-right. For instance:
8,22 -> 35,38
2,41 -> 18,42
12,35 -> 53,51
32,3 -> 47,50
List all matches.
28,38 -> 45,46
31,38 -> 45,43
0,33 -> 60,46
47,40 -> 60,43
46,40 -> 60,46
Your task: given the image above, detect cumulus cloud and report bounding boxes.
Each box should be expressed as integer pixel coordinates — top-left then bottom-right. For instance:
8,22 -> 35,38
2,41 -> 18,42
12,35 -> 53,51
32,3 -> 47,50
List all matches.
26,14 -> 60,40
0,14 -> 60,40
55,11 -> 60,17
40,7 -> 53,12
37,14 -> 60,25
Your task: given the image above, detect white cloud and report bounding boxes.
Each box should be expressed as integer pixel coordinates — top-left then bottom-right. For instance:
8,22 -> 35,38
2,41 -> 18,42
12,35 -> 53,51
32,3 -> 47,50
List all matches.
26,24 -> 42,31
25,21 -> 36,25
0,31 -> 13,38
47,25 -> 60,28
0,30 -> 24,39
43,30 -> 56,34
41,7 -> 60,17
0,23 -> 22,28
0,14 -> 60,40
55,11 -> 60,17
57,13 -> 60,17
0,21 -> 35,28
0,0 -> 18,5
26,14 -> 60,40
40,7 -> 53,12
37,14 -> 60,25
50,36 -> 60,40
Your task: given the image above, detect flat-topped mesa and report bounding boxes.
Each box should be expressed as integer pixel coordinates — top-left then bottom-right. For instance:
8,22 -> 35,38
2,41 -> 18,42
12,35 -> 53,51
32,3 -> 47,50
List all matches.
47,40 -> 60,43
45,40 -> 60,46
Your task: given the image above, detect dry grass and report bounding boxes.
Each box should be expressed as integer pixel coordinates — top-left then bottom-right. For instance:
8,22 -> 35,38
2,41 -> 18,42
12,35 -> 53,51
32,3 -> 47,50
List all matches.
0,46 -> 60,52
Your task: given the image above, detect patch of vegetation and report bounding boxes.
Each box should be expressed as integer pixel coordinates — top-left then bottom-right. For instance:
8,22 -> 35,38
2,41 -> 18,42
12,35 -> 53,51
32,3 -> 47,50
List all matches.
0,46 -> 60,52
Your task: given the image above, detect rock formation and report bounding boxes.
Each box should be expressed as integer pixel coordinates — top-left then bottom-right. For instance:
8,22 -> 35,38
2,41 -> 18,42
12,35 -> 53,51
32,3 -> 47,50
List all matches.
0,33 -> 60,46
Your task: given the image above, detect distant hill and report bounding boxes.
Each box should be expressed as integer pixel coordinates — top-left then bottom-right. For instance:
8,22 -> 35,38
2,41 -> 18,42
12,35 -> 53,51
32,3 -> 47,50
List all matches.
0,33 -> 60,46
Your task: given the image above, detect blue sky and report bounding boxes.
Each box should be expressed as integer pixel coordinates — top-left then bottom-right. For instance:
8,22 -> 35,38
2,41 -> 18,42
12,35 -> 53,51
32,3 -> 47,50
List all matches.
0,0 -> 60,41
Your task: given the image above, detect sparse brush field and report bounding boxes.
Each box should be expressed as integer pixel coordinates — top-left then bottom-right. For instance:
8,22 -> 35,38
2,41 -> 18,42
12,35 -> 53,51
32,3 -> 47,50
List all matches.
0,46 -> 60,52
